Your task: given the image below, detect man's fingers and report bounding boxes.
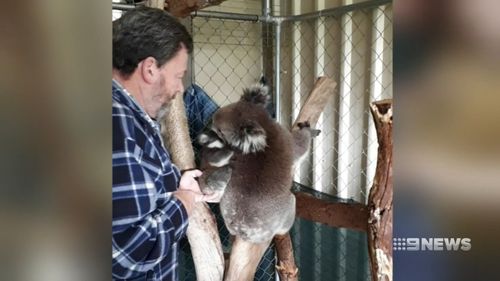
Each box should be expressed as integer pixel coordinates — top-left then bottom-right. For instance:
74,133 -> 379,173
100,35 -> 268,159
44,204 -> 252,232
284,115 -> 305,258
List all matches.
196,191 -> 222,203
184,169 -> 203,178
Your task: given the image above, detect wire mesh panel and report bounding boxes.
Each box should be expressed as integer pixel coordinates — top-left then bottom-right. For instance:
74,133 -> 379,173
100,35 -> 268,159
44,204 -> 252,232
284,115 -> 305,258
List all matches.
281,4 -> 392,281
280,4 -> 393,204
291,217 -> 371,281
191,17 -> 264,106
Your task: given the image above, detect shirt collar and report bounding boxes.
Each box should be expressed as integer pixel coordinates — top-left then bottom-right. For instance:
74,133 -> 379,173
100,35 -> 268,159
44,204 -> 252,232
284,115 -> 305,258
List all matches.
112,79 -> 161,133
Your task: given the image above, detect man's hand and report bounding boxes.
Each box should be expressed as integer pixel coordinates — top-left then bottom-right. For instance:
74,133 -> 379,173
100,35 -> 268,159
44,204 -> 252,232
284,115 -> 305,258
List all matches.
174,169 -> 221,215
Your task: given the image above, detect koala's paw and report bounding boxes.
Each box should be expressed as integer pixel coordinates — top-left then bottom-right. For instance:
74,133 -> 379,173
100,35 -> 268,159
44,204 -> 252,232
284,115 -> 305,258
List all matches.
297,121 -> 310,129
297,121 -> 321,137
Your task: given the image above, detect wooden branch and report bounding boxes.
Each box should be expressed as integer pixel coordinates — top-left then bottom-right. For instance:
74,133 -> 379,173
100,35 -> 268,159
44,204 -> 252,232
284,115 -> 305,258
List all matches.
146,0 -> 166,9
295,192 -> 369,232
272,76 -> 337,280
291,76 -> 337,129
165,0 -> 228,17
161,94 -> 224,281
224,237 -> 270,281
146,3 -> 224,281
367,99 -> 393,281
275,234 -> 298,281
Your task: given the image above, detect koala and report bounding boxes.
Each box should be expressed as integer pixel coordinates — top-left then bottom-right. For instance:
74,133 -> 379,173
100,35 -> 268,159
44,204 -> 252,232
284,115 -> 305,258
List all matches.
197,128 -> 233,196
206,84 -> 317,244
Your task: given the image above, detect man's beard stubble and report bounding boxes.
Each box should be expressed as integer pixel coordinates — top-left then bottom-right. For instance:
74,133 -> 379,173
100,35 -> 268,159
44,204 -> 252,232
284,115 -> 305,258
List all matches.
155,75 -> 173,122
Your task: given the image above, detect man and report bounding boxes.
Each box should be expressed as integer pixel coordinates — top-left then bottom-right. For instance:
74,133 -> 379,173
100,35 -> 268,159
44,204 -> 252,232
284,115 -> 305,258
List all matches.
112,7 -> 214,281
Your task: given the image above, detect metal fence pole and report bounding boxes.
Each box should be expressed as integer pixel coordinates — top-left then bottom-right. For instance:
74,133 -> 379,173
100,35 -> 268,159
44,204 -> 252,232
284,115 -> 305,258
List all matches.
274,20 -> 282,124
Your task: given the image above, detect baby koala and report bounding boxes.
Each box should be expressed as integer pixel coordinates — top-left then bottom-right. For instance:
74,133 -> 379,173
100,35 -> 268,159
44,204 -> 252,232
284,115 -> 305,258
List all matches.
197,128 -> 234,199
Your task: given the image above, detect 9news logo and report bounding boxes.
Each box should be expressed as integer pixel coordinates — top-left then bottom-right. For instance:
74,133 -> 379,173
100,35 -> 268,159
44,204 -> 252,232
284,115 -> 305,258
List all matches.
393,237 -> 471,251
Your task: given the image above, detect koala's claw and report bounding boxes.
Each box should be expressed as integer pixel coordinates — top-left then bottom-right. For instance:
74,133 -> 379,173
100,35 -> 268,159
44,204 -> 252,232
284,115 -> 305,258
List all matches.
311,129 -> 321,137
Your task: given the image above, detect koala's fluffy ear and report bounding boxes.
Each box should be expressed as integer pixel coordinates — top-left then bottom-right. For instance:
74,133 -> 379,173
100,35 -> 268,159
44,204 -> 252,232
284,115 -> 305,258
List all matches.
198,130 -> 225,148
241,84 -> 270,107
236,120 -> 267,154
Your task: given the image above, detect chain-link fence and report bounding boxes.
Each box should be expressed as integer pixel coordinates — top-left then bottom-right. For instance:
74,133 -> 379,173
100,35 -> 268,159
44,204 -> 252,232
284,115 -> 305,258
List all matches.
281,5 -> 393,205
285,7 -> 392,280
190,16 -> 264,106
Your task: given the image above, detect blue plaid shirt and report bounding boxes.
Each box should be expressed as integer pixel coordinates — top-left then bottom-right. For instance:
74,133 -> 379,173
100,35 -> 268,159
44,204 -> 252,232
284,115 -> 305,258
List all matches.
112,80 -> 188,281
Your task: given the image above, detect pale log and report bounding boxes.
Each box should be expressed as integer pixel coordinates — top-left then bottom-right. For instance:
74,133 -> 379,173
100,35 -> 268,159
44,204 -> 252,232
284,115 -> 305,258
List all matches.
224,237 -> 270,281
291,76 -> 337,129
148,0 -> 225,278
161,93 -> 224,280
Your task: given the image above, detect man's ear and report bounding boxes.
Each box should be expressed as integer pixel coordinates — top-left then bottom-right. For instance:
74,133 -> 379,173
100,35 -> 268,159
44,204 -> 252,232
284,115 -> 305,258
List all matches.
139,57 -> 159,84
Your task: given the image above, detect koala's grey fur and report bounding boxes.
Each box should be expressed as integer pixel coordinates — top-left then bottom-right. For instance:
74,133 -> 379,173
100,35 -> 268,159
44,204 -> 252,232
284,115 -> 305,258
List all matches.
198,129 -> 234,167
292,121 -> 321,166
197,129 -> 233,194
207,84 -> 316,243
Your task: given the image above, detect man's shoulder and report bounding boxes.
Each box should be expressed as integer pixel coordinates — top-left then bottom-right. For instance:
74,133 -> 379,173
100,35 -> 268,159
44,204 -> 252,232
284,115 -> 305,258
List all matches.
112,97 -> 152,150
112,98 -> 134,116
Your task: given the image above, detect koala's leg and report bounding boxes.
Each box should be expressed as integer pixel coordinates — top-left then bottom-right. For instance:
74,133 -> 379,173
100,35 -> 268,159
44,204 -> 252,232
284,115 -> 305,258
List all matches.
276,194 -> 296,235
199,166 -> 232,194
208,149 -> 233,167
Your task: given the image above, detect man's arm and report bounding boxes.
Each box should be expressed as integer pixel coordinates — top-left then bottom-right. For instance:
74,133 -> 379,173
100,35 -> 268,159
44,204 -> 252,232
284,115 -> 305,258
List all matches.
112,136 -> 188,279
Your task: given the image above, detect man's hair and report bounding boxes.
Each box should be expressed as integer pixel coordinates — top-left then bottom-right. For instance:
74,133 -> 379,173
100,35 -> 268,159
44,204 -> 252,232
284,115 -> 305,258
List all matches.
113,7 -> 193,77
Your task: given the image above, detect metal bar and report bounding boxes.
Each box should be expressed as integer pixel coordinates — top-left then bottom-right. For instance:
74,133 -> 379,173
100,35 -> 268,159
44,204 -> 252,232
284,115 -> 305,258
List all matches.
192,10 -> 260,22
263,0 -> 272,18
274,21 -> 281,123
282,0 -> 391,22
114,0 -> 390,21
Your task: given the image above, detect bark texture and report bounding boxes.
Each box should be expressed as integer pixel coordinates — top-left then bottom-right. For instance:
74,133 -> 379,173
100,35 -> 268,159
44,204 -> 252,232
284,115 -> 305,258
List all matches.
274,234 -> 299,281
367,99 -> 393,281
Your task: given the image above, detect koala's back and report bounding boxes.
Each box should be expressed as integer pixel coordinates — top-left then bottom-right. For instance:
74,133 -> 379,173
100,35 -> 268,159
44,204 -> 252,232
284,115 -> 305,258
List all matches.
220,123 -> 296,243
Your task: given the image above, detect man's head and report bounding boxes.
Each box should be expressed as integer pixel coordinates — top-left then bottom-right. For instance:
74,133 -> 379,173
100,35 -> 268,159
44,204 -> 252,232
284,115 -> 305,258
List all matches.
113,7 -> 193,119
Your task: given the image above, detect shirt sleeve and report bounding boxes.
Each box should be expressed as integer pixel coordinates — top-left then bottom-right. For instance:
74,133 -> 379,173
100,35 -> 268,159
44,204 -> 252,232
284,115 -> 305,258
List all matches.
112,116 -> 188,279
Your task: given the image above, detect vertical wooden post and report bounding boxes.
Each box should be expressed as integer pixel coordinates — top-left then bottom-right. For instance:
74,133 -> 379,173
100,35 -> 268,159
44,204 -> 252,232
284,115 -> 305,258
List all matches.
367,99 -> 393,281
162,93 -> 225,281
275,234 -> 299,281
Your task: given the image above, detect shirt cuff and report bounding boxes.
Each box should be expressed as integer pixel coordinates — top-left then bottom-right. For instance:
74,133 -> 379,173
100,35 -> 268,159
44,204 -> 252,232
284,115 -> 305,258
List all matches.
165,196 -> 189,242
